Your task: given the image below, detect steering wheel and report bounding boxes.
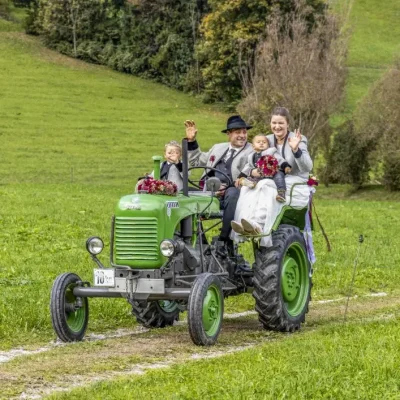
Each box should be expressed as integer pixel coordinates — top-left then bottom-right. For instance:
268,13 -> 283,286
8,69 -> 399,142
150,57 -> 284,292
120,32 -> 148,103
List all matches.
187,166 -> 233,190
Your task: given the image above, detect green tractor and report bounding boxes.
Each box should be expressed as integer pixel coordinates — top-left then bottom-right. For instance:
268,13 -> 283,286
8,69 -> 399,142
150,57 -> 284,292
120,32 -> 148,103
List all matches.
50,140 -> 313,346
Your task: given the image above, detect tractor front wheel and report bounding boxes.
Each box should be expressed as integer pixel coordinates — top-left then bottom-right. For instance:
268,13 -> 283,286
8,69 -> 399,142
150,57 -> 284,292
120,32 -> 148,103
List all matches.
50,273 -> 89,342
253,224 -> 312,332
131,300 -> 180,328
188,273 -> 224,346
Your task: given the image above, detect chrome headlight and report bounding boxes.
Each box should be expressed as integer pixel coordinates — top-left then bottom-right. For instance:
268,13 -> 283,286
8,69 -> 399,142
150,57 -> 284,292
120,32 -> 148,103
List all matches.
160,239 -> 176,257
160,239 -> 185,257
86,236 -> 104,255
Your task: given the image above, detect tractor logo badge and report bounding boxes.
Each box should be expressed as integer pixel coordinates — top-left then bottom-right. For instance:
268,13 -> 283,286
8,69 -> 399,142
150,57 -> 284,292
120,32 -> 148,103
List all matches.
166,201 -> 179,217
121,197 -> 141,210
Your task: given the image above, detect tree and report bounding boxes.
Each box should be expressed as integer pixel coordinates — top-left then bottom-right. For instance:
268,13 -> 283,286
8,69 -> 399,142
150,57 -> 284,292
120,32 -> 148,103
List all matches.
35,0 -> 107,58
197,0 -> 326,106
238,0 -> 348,155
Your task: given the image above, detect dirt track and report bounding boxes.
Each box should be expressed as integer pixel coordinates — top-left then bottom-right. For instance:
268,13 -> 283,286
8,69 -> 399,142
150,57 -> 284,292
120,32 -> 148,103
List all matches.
1,294 -> 399,399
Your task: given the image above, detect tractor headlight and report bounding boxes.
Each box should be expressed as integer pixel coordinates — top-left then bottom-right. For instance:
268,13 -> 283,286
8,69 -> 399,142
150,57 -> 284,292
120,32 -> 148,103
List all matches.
86,236 -> 104,255
160,239 -> 185,257
160,239 -> 176,257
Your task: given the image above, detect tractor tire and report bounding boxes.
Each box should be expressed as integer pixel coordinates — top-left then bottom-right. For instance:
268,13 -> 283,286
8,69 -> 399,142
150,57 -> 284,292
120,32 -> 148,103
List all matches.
188,273 -> 224,346
50,273 -> 89,342
131,300 -> 180,328
253,224 -> 312,332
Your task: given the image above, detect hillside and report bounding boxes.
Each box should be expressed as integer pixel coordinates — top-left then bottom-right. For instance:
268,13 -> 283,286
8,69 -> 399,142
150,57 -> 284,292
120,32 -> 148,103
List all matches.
0,30 -> 226,186
344,0 -> 400,109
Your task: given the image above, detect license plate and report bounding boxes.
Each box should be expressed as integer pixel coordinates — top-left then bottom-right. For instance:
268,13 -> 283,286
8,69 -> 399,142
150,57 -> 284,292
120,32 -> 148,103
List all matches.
93,269 -> 115,287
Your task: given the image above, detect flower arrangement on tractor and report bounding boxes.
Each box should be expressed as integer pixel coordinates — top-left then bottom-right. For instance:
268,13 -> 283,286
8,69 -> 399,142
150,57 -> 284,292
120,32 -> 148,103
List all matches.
137,177 -> 178,196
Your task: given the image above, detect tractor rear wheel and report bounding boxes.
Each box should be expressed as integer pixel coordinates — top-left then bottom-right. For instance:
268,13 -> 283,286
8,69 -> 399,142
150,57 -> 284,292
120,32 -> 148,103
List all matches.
253,224 -> 312,332
50,273 -> 89,342
188,273 -> 224,346
131,300 -> 180,328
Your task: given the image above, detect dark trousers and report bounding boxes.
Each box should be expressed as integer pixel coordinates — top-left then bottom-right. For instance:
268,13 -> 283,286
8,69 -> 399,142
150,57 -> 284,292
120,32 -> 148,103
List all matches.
219,186 -> 240,240
272,171 -> 286,191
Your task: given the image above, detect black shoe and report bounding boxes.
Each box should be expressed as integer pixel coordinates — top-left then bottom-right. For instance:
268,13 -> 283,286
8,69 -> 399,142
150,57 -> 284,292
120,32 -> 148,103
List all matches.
215,237 -> 235,258
215,240 -> 229,259
234,263 -> 253,276
234,255 -> 253,276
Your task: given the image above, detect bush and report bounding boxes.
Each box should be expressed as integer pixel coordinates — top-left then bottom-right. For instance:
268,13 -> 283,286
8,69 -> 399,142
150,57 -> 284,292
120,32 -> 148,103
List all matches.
383,156 -> 400,191
351,60 -> 400,190
0,0 -> 10,19
324,121 -> 371,188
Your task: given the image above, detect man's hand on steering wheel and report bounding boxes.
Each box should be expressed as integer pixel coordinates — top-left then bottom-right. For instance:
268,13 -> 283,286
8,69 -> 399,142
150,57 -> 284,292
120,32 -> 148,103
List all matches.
216,183 -> 229,198
188,166 -> 233,192
184,120 -> 197,142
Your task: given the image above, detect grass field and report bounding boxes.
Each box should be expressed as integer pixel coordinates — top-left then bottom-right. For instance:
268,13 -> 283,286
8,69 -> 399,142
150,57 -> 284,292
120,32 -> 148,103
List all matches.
1,3 -> 400,398
342,0 -> 400,109
49,316 -> 400,400
1,24 -> 399,348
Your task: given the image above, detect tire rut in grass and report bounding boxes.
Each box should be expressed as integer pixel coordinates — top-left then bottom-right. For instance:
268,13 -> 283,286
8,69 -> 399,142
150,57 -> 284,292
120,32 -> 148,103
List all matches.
1,295 -> 399,400
0,292 -> 389,364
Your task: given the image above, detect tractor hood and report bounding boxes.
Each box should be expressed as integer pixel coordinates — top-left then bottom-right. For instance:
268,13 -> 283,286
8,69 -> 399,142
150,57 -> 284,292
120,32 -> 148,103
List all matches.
113,193 -> 220,268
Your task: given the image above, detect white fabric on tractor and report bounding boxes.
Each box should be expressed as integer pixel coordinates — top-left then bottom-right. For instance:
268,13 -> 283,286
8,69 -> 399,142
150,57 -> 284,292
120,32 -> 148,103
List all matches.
231,175 -> 311,247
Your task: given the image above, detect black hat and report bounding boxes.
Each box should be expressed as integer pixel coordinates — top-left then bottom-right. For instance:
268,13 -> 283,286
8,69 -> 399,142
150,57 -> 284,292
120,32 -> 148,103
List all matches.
221,115 -> 252,133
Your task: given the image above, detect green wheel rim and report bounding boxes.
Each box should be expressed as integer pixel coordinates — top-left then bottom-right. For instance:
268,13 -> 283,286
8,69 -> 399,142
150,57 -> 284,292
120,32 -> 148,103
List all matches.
65,284 -> 87,333
158,300 -> 178,313
202,284 -> 222,336
281,242 -> 310,317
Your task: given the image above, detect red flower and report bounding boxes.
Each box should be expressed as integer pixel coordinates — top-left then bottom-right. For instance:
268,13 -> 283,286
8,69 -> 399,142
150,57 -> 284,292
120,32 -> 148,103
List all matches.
210,155 -> 216,163
307,175 -> 319,186
256,155 -> 279,177
138,177 -> 178,196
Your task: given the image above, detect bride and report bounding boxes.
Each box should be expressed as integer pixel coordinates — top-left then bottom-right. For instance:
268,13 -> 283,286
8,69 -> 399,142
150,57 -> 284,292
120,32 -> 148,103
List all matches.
230,107 -> 313,247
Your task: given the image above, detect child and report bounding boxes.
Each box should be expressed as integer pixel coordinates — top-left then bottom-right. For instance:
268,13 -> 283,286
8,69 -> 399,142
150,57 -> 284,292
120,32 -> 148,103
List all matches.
238,134 -> 291,202
137,140 -> 184,192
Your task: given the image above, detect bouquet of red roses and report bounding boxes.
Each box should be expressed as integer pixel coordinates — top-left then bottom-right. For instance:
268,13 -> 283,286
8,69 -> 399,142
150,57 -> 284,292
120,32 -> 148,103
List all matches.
137,177 -> 178,196
256,155 -> 279,177
307,175 -> 319,186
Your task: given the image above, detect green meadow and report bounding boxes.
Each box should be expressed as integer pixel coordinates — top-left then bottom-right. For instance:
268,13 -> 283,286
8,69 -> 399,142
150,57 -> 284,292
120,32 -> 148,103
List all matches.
0,0 -> 400,398
50,317 -> 400,400
0,26 -> 225,348
343,0 -> 400,109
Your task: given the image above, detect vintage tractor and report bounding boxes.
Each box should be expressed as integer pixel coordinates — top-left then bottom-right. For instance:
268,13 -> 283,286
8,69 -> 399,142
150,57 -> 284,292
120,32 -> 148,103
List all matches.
50,140 -> 313,346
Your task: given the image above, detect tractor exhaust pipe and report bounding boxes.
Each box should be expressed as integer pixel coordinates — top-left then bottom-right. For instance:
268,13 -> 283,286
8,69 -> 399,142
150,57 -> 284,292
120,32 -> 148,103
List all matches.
182,138 -> 189,197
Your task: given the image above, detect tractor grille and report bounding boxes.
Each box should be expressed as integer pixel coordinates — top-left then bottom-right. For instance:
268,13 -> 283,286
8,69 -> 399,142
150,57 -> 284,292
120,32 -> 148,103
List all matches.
115,217 -> 158,261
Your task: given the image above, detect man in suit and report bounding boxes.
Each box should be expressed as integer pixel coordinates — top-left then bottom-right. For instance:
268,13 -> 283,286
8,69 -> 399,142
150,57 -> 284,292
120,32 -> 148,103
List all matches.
184,115 -> 254,258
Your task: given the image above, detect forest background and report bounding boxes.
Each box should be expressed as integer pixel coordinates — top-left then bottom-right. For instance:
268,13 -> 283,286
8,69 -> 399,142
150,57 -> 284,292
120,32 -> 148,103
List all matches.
2,0 -> 400,190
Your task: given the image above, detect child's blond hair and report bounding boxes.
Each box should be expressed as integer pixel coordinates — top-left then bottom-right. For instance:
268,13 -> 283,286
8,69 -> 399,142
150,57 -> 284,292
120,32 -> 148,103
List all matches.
164,140 -> 182,153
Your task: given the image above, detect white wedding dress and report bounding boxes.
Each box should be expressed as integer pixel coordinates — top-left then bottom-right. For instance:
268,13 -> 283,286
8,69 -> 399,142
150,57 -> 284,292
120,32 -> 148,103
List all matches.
231,175 -> 312,247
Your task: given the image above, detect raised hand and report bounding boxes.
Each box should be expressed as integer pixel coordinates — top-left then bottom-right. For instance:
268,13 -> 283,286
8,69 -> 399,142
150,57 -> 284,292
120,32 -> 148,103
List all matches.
288,128 -> 302,152
184,120 -> 198,142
